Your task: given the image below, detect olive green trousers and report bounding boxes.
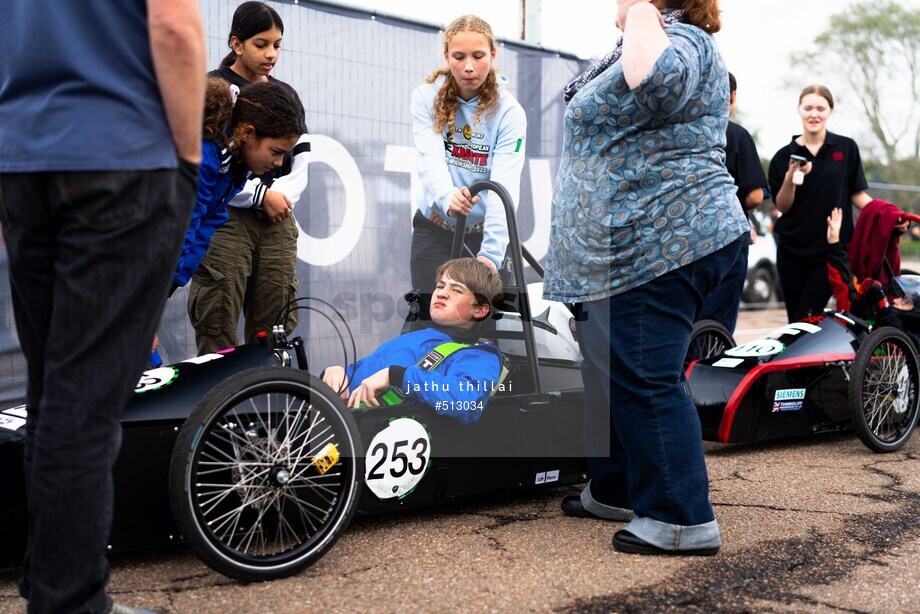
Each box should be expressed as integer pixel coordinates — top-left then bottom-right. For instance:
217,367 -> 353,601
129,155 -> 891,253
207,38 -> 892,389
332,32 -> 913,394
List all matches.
189,207 -> 299,354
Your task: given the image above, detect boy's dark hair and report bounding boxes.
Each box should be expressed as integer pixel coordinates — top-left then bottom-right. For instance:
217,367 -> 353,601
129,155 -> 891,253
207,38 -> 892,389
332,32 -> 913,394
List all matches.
728,71 -> 736,95
221,1 -> 284,68
229,81 -> 306,145
436,258 -> 504,318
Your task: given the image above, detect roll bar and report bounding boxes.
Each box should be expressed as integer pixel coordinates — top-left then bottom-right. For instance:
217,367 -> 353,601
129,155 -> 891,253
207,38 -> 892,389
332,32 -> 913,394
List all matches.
450,180 -> 542,394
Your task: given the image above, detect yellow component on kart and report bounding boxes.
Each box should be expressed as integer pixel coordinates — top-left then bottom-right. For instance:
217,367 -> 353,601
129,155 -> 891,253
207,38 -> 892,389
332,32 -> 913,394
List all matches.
311,442 -> 340,475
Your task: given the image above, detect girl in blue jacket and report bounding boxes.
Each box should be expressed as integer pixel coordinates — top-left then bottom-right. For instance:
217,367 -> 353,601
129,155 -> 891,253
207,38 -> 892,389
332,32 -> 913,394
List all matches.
172,78 -> 305,291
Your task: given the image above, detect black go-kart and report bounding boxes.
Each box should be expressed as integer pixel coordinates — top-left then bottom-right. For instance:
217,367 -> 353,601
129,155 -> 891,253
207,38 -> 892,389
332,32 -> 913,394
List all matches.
0,181 -> 588,582
687,205 -> 920,455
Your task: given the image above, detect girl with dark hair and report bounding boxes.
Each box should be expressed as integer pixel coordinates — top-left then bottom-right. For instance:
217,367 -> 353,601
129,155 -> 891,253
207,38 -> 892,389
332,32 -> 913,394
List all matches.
409,14 -> 527,323
190,1 -> 311,355
545,0 -> 746,556
173,79 -> 305,301
218,0 -> 283,74
769,85 -> 873,322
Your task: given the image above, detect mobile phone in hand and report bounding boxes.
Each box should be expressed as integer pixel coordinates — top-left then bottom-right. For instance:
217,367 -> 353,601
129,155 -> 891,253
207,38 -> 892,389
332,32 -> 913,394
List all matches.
790,154 -> 808,185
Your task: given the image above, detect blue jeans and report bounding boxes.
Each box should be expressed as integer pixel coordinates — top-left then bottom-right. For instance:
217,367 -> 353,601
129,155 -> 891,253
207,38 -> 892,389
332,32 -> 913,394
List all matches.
576,239 -> 742,550
0,166 -> 196,613
698,240 -> 748,333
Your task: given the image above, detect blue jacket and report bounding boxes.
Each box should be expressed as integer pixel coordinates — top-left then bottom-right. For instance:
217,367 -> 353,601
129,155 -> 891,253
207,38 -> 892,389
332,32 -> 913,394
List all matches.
173,140 -> 248,286
345,327 -> 504,425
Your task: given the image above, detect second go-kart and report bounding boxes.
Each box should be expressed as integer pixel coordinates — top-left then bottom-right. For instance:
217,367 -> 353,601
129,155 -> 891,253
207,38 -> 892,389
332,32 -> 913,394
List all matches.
688,312 -> 919,452
0,180 -> 588,581
686,209 -> 920,454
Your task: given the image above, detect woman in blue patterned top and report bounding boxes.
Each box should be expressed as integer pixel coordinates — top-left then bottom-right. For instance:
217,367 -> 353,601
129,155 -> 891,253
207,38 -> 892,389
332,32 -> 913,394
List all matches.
544,0 -> 748,556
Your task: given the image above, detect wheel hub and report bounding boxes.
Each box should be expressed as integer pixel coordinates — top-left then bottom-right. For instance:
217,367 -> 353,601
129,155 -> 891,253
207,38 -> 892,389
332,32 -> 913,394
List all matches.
269,465 -> 291,487
893,365 -> 911,415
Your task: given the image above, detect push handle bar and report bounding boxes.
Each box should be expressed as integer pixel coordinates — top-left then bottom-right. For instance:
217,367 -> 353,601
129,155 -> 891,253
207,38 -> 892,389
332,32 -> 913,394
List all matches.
449,180 -> 541,394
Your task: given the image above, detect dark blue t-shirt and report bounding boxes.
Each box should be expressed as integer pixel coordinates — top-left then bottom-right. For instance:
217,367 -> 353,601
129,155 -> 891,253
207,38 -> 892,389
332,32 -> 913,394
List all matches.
0,0 -> 176,171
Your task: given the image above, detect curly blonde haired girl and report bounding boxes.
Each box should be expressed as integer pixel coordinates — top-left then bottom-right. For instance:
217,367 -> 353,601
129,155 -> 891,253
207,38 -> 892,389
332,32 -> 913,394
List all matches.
427,15 -> 501,135
408,15 -> 527,327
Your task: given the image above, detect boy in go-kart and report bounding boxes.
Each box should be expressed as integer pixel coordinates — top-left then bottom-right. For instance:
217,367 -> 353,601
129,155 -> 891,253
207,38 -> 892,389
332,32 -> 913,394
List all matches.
321,258 -> 505,424
827,207 -> 920,332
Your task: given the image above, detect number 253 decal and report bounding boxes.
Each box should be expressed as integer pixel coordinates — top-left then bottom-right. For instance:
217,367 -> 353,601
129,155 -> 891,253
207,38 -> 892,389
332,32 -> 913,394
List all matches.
364,417 -> 431,500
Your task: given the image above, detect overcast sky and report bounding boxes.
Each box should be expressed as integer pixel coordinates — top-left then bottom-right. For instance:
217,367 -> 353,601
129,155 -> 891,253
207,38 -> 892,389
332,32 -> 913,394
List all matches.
340,0 -> 919,163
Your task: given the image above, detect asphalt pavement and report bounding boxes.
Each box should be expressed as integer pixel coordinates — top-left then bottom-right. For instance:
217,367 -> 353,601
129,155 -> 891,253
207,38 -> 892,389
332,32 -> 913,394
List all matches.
1,309 -> 918,613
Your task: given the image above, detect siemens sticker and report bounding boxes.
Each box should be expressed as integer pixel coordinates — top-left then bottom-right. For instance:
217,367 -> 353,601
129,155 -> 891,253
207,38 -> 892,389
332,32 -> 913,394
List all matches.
773,388 -> 806,412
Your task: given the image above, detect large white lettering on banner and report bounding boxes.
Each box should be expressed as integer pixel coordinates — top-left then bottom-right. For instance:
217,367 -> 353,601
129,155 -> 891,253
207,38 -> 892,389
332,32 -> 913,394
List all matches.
295,135 -> 367,266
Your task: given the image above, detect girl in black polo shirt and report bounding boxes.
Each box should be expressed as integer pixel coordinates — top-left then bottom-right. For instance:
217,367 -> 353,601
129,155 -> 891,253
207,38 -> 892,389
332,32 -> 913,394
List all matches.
769,84 -> 872,322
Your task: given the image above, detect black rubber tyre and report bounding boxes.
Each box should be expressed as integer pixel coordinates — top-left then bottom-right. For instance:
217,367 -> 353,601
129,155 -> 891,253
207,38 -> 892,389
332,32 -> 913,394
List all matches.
169,366 -> 362,581
848,327 -> 920,453
743,265 -> 774,304
685,319 -> 735,371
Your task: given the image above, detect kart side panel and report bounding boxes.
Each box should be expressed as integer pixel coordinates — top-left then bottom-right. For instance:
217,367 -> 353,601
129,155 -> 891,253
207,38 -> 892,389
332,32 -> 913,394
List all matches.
352,386 -> 587,515
110,424 -> 182,553
689,316 -> 859,443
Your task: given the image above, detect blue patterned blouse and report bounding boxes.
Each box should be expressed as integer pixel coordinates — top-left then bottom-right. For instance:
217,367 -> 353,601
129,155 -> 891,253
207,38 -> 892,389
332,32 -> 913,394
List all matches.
543,23 -> 749,303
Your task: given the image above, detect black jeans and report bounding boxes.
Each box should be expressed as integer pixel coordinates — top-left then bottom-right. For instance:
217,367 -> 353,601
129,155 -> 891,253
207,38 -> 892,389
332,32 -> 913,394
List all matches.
0,166 -> 196,613
776,244 -> 831,323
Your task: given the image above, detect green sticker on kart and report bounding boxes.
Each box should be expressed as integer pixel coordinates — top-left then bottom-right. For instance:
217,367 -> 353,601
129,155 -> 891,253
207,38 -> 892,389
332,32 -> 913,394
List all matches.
134,366 -> 178,394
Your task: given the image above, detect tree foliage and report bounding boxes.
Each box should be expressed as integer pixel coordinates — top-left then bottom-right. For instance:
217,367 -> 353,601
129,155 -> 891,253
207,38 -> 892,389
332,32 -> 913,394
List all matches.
806,1 -> 920,185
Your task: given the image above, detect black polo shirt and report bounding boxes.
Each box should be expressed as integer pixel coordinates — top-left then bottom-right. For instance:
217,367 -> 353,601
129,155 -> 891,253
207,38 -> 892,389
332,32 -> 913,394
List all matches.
726,121 -> 768,207
768,131 -> 868,261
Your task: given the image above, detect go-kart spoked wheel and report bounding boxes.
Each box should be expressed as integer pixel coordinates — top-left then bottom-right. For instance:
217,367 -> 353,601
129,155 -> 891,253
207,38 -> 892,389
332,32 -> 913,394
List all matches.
848,327 -> 920,453
169,366 -> 362,581
685,319 -> 736,371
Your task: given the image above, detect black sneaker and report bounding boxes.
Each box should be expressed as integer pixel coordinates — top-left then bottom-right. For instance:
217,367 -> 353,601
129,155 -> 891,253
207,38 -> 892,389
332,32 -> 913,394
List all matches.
561,495 -> 600,518
613,530 -> 720,556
